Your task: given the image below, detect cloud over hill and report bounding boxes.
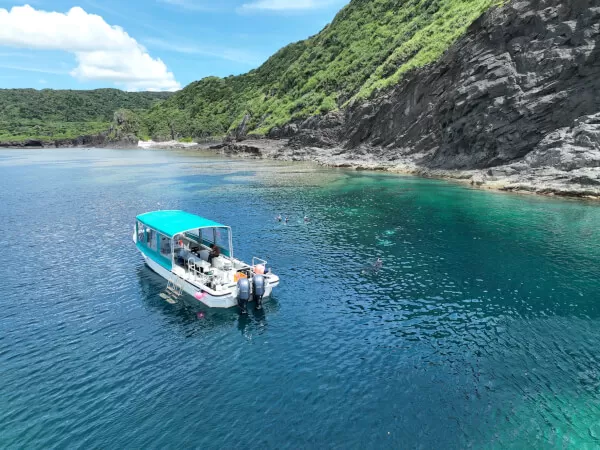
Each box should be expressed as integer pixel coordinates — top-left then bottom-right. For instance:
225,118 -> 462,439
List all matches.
0,5 -> 180,91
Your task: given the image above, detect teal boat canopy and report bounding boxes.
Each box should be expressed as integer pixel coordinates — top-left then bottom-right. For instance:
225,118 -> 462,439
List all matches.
137,210 -> 229,238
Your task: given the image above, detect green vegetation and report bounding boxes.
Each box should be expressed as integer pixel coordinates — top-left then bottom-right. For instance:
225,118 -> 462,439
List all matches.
106,108 -> 143,142
0,120 -> 109,142
0,0 -> 495,143
143,0 -> 494,140
0,89 -> 171,142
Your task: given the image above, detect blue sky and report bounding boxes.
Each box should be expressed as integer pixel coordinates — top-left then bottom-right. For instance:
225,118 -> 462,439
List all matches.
0,0 -> 348,91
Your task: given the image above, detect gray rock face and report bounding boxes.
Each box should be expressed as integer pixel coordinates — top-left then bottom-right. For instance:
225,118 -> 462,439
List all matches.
524,113 -> 600,171
0,132 -> 139,149
266,0 -> 600,197
233,114 -> 251,141
0,133 -> 117,148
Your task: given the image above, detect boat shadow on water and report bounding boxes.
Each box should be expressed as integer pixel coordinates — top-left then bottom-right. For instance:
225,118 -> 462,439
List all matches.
136,265 -> 280,337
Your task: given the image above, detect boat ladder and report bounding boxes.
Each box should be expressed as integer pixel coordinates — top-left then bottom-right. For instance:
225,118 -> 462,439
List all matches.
160,276 -> 183,304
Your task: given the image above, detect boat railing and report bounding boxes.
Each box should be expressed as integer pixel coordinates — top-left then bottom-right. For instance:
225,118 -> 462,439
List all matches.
197,273 -> 213,286
252,257 -> 268,272
187,257 -> 215,284
188,257 -> 201,276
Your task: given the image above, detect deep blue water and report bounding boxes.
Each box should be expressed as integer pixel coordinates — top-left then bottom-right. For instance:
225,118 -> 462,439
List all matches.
1,148 -> 600,449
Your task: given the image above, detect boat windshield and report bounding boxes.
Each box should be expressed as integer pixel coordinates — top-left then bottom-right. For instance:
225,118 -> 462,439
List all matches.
177,227 -> 232,257
214,228 -> 230,255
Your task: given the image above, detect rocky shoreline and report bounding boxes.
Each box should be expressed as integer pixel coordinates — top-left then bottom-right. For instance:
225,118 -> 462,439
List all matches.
212,139 -> 600,199
0,133 -> 139,149
5,134 -> 597,199
0,137 -> 218,150
2,134 -> 598,199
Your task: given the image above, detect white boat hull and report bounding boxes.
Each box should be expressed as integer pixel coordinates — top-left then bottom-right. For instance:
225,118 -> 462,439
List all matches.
141,253 -> 279,309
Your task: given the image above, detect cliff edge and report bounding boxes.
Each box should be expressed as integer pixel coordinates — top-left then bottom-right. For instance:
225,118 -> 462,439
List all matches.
259,0 -> 600,197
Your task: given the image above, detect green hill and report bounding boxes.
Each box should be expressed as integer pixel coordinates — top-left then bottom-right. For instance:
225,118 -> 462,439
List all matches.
0,0 -> 496,143
0,89 -> 171,142
142,0 -> 494,140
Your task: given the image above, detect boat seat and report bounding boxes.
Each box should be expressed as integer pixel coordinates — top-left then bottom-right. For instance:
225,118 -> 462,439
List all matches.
199,249 -> 210,262
212,256 -> 231,270
198,260 -> 211,272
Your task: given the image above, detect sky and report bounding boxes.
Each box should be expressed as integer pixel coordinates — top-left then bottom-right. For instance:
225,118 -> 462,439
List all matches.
0,0 -> 349,91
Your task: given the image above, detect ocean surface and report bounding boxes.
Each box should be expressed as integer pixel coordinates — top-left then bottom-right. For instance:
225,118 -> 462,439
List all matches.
1,148 -> 600,449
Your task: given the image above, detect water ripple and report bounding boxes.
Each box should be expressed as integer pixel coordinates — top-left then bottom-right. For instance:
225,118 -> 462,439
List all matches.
1,149 -> 600,448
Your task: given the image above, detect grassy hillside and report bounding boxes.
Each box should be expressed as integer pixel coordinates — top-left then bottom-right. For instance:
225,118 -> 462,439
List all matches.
0,89 -> 171,142
143,0 -> 494,140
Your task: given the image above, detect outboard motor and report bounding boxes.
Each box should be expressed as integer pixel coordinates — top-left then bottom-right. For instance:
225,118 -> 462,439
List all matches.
237,278 -> 250,314
253,275 -> 266,310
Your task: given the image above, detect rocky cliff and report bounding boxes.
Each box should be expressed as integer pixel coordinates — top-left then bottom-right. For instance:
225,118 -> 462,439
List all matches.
258,0 -> 600,197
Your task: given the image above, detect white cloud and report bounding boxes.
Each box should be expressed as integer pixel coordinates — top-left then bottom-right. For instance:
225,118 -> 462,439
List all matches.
0,5 -> 180,91
239,0 -> 333,12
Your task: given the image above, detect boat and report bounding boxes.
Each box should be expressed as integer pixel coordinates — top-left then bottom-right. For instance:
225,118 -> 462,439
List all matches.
133,210 -> 279,311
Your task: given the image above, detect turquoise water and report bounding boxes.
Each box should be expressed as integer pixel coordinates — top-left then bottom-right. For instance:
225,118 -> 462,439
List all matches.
1,148 -> 600,448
